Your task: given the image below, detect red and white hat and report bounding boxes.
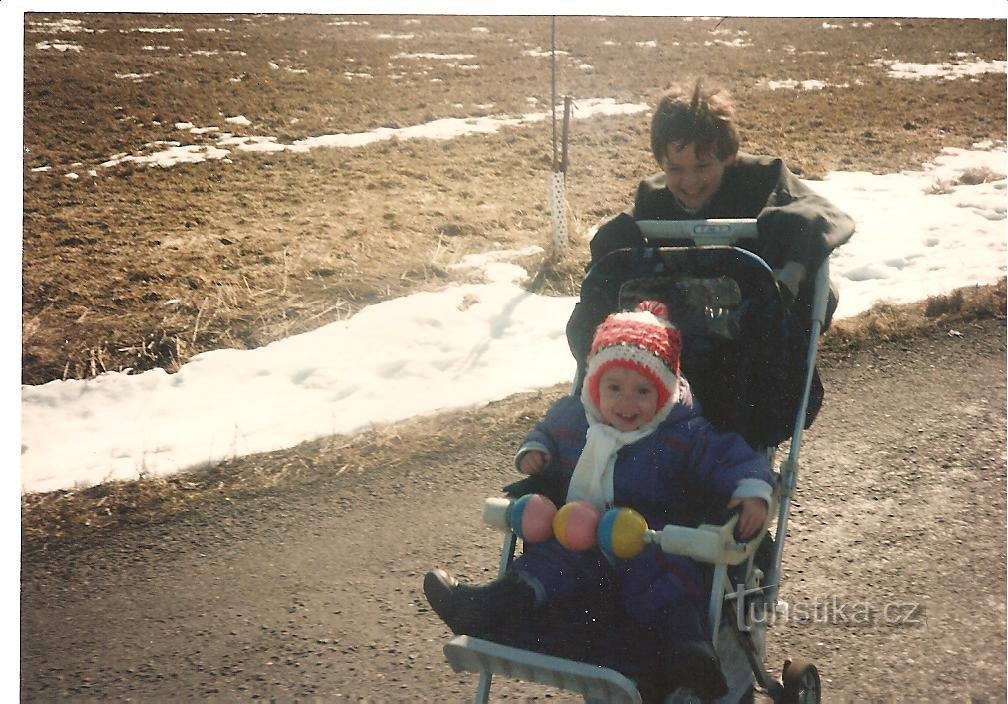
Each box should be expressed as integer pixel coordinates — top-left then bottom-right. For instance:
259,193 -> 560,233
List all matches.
583,300 -> 683,413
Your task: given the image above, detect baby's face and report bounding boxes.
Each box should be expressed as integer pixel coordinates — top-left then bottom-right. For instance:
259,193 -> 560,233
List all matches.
597,366 -> 660,432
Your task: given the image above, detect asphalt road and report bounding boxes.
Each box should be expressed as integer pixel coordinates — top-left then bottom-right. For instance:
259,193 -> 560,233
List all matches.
21,318 -> 1007,703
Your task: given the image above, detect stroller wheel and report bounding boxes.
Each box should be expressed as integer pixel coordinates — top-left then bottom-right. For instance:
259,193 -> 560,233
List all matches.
781,657 -> 821,704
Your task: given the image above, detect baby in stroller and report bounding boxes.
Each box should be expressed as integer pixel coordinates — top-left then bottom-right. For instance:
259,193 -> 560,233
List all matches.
424,300 -> 774,702
423,80 -> 845,702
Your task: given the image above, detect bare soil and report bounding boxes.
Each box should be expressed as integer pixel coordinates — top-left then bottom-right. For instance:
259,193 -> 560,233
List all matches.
20,13 -> 1008,704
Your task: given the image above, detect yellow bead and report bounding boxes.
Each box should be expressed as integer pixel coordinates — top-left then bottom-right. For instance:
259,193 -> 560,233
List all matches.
609,508 -> 647,558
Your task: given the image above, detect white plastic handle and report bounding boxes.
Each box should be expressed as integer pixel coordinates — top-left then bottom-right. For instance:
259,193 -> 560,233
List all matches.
482,497 -> 513,531
648,516 -> 753,566
636,218 -> 758,246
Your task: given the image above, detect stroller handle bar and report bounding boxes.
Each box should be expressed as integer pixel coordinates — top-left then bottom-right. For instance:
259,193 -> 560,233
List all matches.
483,497 -> 763,567
636,218 -> 758,246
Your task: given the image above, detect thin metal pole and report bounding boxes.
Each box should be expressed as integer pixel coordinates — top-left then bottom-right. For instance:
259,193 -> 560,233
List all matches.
766,262 -> 830,606
473,531 -> 518,703
551,16 -> 557,169
560,95 -> 572,174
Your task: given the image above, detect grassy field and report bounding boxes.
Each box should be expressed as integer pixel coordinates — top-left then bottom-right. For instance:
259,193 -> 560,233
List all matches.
23,14 -> 1006,384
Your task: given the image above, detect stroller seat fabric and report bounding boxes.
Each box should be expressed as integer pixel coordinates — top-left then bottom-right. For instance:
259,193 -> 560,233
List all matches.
566,246 -> 823,448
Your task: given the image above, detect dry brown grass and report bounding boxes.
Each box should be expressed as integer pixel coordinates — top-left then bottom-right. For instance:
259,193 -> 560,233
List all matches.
522,246 -> 591,296
22,15 -> 1006,383
20,15 -> 1007,552
821,278 -> 1007,361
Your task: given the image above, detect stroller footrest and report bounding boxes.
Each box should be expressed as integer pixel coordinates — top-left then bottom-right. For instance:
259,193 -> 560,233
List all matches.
444,635 -> 642,704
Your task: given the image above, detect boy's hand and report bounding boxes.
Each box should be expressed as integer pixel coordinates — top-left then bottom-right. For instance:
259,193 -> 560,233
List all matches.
519,450 -> 547,475
726,497 -> 768,541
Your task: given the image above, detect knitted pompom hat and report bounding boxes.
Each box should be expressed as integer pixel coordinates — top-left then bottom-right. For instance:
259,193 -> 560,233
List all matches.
584,300 -> 683,413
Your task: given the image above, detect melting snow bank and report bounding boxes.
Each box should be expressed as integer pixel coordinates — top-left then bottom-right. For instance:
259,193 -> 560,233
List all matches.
19,144 -> 1007,494
20,248 -> 577,494
96,98 -> 648,169
815,143 -> 1006,319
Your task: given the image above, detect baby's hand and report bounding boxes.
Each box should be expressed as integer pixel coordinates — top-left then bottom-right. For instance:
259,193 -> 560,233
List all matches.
519,450 -> 547,475
726,497 -> 768,541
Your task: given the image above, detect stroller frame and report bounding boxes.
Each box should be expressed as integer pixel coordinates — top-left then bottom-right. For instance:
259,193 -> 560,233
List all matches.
442,220 -> 829,704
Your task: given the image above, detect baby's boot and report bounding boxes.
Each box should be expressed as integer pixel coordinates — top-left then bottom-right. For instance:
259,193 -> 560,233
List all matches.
423,569 -> 535,640
659,605 -> 728,703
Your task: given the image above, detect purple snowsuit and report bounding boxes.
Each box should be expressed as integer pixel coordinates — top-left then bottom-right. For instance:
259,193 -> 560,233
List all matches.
512,379 -> 773,628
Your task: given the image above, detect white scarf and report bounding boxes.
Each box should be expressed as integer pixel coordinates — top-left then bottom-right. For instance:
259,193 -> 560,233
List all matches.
567,378 -> 680,510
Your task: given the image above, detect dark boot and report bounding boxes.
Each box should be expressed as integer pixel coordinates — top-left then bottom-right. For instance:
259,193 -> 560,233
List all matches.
659,605 -> 728,703
423,569 -> 535,640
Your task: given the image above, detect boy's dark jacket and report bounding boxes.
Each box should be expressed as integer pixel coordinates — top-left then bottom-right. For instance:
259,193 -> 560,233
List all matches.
563,153 -> 853,447
629,153 -> 854,277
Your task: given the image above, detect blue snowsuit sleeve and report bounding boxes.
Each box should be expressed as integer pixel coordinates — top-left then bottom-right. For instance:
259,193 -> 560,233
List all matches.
684,419 -> 774,505
514,395 -> 587,477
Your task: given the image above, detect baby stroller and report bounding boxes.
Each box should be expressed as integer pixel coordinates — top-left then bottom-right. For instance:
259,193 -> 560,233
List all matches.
438,218 -> 830,703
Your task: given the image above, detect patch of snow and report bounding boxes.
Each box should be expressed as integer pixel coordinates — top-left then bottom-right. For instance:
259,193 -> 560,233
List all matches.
394,52 -> 476,60
36,41 -> 82,52
101,144 -> 231,169
875,57 -> 1007,80
704,38 -> 751,48
523,47 -> 568,57
115,72 -> 154,82
767,79 -> 829,90
27,18 -> 93,33
87,99 -> 653,173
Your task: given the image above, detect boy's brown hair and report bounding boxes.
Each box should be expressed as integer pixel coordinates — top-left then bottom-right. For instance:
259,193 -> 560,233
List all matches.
649,81 -> 740,164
